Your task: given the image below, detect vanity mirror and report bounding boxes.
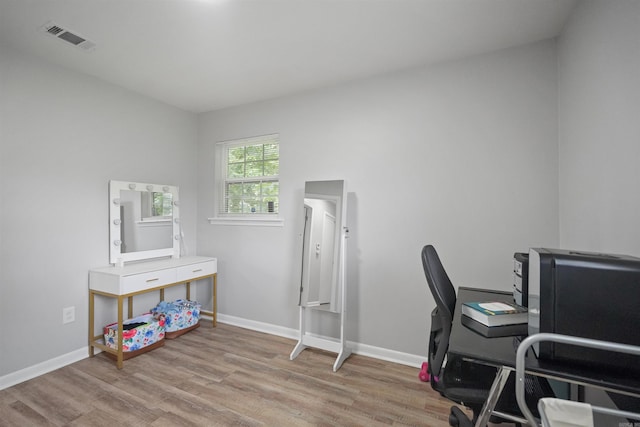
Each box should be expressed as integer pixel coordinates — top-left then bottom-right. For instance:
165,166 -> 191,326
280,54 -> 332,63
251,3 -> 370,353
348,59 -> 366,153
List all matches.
109,180 -> 180,265
291,180 -> 351,371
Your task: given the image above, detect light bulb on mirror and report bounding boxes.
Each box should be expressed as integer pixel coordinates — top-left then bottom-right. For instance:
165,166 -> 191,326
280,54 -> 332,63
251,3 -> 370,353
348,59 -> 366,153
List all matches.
113,198 -> 120,205
113,239 -> 122,246
174,218 -> 180,223
146,185 -> 154,191
128,183 -> 136,190
113,219 -> 121,225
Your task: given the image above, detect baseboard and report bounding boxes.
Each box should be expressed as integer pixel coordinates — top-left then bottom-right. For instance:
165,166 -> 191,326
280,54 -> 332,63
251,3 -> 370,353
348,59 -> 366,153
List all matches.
1,314 -> 425,390
0,347 -> 89,391
349,342 -> 424,368
213,313 -> 425,368
216,313 -> 300,341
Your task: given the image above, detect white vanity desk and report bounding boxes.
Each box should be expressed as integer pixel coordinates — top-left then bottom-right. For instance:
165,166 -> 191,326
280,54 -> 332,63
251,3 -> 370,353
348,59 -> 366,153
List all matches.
89,255 -> 217,369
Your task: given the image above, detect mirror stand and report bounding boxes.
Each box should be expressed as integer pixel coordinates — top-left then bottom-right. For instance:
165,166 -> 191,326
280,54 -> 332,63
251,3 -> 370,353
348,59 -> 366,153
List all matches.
290,225 -> 351,372
289,313 -> 351,372
290,180 -> 351,371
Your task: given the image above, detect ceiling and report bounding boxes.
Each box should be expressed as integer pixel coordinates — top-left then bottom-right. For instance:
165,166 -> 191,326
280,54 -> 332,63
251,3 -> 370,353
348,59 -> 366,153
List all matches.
0,0 -> 578,113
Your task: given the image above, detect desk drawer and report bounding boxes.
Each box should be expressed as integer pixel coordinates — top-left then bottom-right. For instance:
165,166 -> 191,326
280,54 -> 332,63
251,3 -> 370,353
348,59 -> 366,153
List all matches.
176,260 -> 217,282
121,269 -> 177,294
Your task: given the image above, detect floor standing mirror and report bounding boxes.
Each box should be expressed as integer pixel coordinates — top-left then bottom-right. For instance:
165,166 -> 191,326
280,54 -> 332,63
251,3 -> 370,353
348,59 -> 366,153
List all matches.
290,180 -> 351,371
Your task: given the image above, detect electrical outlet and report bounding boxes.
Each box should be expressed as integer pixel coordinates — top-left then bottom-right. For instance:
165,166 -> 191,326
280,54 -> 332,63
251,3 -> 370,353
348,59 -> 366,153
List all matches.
62,306 -> 75,324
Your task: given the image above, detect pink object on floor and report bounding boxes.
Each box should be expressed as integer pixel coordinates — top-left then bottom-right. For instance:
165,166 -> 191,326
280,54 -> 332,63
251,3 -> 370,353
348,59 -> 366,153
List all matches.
419,361 -> 430,382
419,361 -> 440,383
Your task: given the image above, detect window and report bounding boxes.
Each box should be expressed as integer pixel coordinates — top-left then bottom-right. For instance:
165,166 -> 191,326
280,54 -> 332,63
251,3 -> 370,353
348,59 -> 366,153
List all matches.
140,191 -> 172,221
152,192 -> 173,217
217,134 -> 279,217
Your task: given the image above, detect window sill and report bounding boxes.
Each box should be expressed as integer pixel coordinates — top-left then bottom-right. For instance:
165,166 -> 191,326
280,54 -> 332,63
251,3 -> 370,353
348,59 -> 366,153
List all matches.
136,218 -> 172,227
137,217 -> 171,224
207,217 -> 284,227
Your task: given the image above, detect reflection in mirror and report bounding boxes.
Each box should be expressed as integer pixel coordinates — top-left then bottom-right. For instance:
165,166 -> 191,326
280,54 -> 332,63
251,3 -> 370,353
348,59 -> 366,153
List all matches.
141,191 -> 173,219
109,180 -> 180,265
119,190 -> 173,253
299,180 -> 346,313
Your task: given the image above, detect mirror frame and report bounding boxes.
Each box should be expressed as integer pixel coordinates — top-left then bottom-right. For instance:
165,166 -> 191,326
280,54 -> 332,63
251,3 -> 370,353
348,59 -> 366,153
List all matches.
109,180 -> 180,265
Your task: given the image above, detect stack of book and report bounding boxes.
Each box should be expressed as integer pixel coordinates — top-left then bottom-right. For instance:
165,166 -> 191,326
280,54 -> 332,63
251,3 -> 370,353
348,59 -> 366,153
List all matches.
461,301 -> 528,337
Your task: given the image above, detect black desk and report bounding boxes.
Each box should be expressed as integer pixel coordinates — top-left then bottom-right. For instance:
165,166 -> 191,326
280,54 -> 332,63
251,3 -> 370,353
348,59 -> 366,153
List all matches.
449,287 -> 640,426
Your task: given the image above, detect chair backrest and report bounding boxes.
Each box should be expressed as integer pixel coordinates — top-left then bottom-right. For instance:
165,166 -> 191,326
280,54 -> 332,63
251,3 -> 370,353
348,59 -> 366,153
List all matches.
422,245 -> 457,378
422,245 -> 456,321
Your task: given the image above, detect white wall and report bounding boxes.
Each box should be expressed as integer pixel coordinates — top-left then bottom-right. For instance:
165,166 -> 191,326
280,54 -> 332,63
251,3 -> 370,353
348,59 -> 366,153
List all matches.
197,40 -> 559,357
558,0 -> 640,255
557,2 -> 640,415
0,45 -> 198,377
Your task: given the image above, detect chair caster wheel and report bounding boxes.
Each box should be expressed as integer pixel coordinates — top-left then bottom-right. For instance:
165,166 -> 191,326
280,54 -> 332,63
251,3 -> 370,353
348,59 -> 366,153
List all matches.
449,406 -> 473,427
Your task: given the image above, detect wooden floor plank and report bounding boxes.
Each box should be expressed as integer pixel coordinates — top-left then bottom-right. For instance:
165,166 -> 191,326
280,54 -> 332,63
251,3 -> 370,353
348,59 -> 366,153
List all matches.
0,322 -> 490,426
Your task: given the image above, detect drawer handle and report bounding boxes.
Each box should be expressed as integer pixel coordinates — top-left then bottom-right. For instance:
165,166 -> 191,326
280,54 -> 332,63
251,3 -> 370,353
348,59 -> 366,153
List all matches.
192,269 -> 203,273
146,278 -> 160,283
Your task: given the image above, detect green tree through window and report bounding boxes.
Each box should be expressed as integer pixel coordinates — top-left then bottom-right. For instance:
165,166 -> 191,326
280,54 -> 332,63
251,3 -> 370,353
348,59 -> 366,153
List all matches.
220,135 -> 279,215
152,192 -> 173,217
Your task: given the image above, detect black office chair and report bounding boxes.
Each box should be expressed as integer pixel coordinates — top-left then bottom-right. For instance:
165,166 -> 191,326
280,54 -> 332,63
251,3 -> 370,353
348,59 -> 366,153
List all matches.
422,244 -> 497,425
422,245 -> 553,426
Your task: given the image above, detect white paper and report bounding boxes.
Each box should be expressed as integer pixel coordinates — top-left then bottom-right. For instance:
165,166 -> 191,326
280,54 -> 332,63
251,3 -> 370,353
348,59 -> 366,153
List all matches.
538,398 -> 593,427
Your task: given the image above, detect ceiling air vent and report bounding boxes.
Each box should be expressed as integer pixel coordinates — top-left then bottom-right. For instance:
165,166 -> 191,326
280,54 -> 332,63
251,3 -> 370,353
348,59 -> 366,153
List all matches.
40,21 -> 96,52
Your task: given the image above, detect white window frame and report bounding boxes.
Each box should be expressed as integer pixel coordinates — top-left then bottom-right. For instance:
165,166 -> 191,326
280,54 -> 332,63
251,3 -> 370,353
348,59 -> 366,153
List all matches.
208,134 -> 284,227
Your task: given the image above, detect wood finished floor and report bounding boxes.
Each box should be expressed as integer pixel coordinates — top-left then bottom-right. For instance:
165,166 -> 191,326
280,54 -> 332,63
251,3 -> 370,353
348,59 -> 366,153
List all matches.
0,323 -> 482,426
